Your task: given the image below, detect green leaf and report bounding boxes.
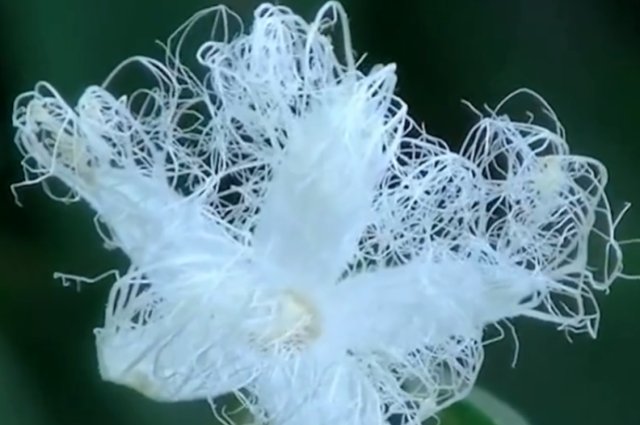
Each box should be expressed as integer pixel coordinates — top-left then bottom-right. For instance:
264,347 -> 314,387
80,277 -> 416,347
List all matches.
436,388 -> 530,425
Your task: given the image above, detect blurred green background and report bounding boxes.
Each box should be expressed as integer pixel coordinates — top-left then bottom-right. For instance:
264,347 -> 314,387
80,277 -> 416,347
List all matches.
0,0 -> 638,424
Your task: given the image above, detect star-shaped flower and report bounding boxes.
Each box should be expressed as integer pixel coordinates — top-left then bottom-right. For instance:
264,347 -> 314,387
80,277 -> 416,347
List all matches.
11,2 -> 633,425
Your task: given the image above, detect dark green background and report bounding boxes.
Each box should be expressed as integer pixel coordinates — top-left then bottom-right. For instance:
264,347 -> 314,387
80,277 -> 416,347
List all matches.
1,1 -> 638,424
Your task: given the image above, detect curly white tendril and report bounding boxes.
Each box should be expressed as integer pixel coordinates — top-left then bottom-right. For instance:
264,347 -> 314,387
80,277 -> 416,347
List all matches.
11,2 -> 636,425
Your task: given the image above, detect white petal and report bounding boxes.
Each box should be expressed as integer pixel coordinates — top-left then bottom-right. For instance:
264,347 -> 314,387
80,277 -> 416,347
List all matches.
96,265 -> 262,401
250,355 -> 383,425
13,83 -> 240,272
252,77 -> 399,283
302,258 -> 509,419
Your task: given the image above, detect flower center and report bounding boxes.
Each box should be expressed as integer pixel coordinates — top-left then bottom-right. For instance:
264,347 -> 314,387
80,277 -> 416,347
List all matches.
253,290 -> 321,355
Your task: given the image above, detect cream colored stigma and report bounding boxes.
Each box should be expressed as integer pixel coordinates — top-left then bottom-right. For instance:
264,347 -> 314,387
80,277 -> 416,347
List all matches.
253,290 -> 321,354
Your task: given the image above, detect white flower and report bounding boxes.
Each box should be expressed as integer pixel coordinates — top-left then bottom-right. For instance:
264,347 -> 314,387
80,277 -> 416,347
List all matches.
11,2 -> 634,425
